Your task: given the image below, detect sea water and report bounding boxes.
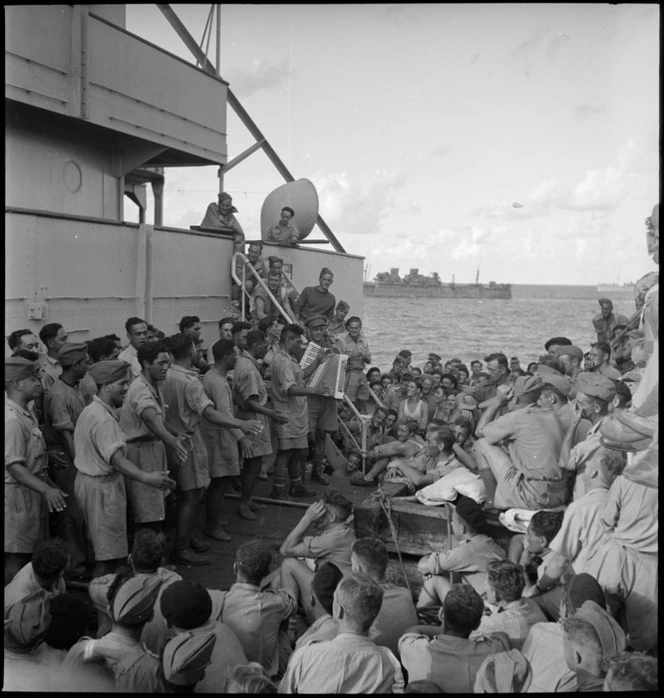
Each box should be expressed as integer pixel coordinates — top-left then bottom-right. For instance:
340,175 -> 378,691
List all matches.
361,285 -> 636,370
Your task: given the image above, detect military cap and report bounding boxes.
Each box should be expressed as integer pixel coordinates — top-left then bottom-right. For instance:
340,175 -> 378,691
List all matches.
574,600 -> 626,658
428,353 -> 442,362
4,357 -> 40,382
539,373 -> 572,397
162,630 -> 217,687
544,336 -> 572,351
398,349 -> 412,359
111,575 -> 162,625
305,315 -> 328,329
57,342 -> 89,366
554,345 -> 584,361
597,298 -> 613,307
575,372 -> 616,402
160,581 -> 212,630
88,360 -> 129,385
512,375 -> 543,398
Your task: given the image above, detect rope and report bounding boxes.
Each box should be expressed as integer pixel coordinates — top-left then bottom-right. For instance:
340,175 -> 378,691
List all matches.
374,488 -> 412,595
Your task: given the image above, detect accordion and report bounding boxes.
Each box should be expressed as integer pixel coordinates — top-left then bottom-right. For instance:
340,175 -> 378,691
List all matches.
306,353 -> 348,399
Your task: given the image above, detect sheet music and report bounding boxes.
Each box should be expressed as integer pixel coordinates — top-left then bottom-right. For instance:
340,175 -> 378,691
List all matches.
299,341 -> 321,370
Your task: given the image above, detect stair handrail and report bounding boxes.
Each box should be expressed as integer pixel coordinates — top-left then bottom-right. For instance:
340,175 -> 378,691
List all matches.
231,253 -> 294,325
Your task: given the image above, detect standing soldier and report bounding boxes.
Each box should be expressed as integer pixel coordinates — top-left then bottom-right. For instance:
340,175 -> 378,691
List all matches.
118,317 -> 150,380
5,357 -> 67,585
161,334 -> 264,567
233,330 -> 287,520
74,361 -> 175,578
38,323 -> 69,392
43,343 -> 93,580
119,342 -> 189,539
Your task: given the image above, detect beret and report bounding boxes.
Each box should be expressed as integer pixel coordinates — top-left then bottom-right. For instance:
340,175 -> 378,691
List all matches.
88,360 -> 130,385
218,192 -> 232,202
544,336 -> 572,351
4,357 -> 40,382
112,575 -> 162,625
57,342 -> 89,366
575,372 -> 616,402
428,353 -> 442,361
162,630 -> 217,687
566,573 -> 606,612
305,315 -> 328,329
575,600 -> 626,658
539,373 -> 572,397
398,349 -> 412,359
597,298 -> 613,306
160,581 -> 212,630
554,345 -> 584,361
319,267 -> 334,277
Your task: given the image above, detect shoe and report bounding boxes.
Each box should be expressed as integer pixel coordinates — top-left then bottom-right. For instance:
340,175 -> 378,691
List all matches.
324,462 -> 335,476
257,472 -> 269,481
350,475 -> 377,487
249,500 -> 268,511
311,469 -> 330,485
237,504 -> 257,521
269,488 -> 289,500
173,548 -> 210,566
204,526 -> 231,542
189,536 -> 212,553
289,485 -> 317,498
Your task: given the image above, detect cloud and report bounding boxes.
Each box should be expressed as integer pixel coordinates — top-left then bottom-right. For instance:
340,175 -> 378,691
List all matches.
576,103 -> 605,116
430,145 -> 451,158
313,170 -> 414,236
227,59 -> 290,97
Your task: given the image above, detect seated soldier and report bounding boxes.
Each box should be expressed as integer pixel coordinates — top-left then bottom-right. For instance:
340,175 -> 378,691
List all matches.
280,573 -> 405,694
293,561 -> 343,650
160,579 -> 248,692
350,419 -> 424,487
560,600 -> 627,692
350,538 -> 418,657
4,538 -> 69,611
383,426 -> 463,494
509,510 -> 569,622
603,651 -> 658,692
473,649 -> 533,693
220,541 -> 296,680
399,584 -> 510,693
274,491 -> 355,623
65,571 -> 165,692
469,559 -> 546,650
417,495 -> 506,608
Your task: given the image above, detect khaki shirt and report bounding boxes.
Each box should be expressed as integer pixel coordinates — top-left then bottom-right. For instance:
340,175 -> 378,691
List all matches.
43,378 -> 85,447
119,374 -> 166,441
161,364 -> 213,435
5,397 -> 47,483
270,347 -> 309,442
38,353 -> 62,392
118,344 -> 141,379
74,397 -> 126,476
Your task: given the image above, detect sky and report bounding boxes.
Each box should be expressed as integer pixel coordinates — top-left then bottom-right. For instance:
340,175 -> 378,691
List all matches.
125,3 -> 660,285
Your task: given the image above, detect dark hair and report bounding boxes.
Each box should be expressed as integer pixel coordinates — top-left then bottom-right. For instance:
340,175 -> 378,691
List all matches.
131,529 -> 167,571
236,541 -> 272,585
345,316 -> 362,330
32,539 -> 70,579
211,338 -> 237,362
598,448 -> 626,485
137,341 -> 170,367
245,329 -> 266,350
87,336 -> 118,363
125,317 -> 147,334
321,489 -> 354,521
351,538 -> 388,579
179,316 -> 200,333
38,323 -> 63,346
268,256 -> 284,268
367,366 -> 381,379
160,581 -> 212,630
470,360 -> 482,368
484,353 -> 508,370
232,321 -> 252,335
440,372 -> 459,389
280,323 -> 305,343
456,364 -> 469,377
526,362 -> 539,373
106,566 -> 135,614
443,584 -> 484,634
453,416 -> 474,432
430,426 -> 457,453
12,348 -> 40,362
104,333 -> 122,344
257,316 -> 276,334
281,206 -> 295,217
530,510 -> 565,545
592,342 -> 611,358
42,593 -> 90,650
487,559 -> 526,602
537,354 -> 564,374
218,316 -> 236,331
385,408 -> 398,420
164,333 -> 195,361
7,329 -> 35,351
613,381 -> 632,408
248,240 -> 263,251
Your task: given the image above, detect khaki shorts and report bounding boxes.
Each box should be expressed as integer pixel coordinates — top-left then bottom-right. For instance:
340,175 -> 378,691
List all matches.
170,430 -> 210,492
126,439 -> 168,523
4,483 -> 47,554
307,395 -> 338,433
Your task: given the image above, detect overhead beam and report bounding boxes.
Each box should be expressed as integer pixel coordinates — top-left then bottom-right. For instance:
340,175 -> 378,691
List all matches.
223,139 -> 266,174
156,4 -> 346,254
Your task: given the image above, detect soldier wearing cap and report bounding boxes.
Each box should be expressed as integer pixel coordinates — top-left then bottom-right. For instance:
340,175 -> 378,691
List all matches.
558,372 -> 616,502
593,299 -> 628,346
544,336 -> 572,356
5,357 -> 67,585
200,191 -> 245,255
65,572 -> 165,692
294,267 -> 336,325
73,361 -> 175,579
43,343 -> 93,579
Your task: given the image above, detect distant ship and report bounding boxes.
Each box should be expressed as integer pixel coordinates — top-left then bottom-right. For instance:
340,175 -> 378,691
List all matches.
363,268 -> 512,299
597,282 -> 635,294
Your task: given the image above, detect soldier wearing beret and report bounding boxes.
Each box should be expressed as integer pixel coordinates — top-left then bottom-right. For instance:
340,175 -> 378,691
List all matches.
5,357 -> 68,585
73,361 -> 175,579
43,343 -> 93,579
559,372 -> 617,502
